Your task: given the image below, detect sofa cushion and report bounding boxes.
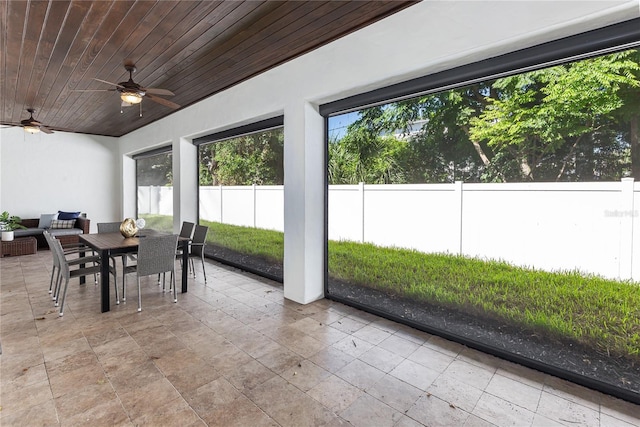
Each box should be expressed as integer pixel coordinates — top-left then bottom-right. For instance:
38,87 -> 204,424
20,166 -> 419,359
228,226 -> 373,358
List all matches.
38,213 -> 57,229
51,219 -> 76,229
58,211 -> 81,220
49,228 -> 83,237
14,228 -> 44,237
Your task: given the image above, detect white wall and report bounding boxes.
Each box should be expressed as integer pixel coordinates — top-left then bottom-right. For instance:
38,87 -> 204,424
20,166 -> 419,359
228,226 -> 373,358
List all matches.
0,127 -> 119,232
2,1 -> 637,302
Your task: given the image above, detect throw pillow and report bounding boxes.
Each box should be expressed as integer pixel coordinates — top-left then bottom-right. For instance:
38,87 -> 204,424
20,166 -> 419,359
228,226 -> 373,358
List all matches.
50,219 -> 76,229
38,213 -> 57,229
58,210 -> 81,220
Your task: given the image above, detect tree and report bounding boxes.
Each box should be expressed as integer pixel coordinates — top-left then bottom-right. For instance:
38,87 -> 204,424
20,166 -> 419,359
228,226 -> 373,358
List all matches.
199,129 -> 284,186
332,48 -> 640,183
470,50 -> 640,181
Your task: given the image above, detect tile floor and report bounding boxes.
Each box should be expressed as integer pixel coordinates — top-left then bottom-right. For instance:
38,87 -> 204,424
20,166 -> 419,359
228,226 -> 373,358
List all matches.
1,251 -> 639,427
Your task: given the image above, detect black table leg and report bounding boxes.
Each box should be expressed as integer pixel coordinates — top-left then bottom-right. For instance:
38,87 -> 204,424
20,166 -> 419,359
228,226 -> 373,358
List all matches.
181,240 -> 189,293
100,249 -> 110,312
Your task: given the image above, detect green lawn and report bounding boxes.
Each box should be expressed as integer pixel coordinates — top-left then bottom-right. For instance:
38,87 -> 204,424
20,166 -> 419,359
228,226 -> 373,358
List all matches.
145,216 -> 640,360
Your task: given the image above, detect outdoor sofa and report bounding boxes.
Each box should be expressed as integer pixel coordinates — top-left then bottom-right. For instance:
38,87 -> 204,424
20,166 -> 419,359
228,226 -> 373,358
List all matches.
15,212 -> 90,249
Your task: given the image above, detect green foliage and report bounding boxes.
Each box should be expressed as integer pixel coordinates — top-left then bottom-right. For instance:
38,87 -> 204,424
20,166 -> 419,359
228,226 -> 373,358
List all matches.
138,214 -> 173,233
201,220 -> 284,262
199,129 -> 284,186
0,211 -> 26,230
332,48 -> 640,183
137,153 -> 173,186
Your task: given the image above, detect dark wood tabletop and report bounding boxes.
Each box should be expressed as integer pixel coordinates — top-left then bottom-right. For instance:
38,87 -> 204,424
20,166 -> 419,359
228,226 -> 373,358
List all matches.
79,230 -> 190,312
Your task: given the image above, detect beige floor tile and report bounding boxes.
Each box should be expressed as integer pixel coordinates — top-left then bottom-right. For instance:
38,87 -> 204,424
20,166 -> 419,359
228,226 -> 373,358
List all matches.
280,359 -> 331,392
407,344 -> 455,373
54,381 -> 117,419
389,359 -> 440,391
536,391 -> 600,427
2,255 -> 640,427
131,396 -> 205,427
407,394 -> 471,426
0,398 -> 60,427
0,378 -> 53,414
485,373 -> 542,412
442,359 -> 495,391
600,394 -> 640,426
352,324 -> 392,345
367,374 -> 424,412
225,358 -> 277,391
472,392 -> 535,427
307,374 -> 363,412
427,373 -> 484,413
335,358 -> 386,391
340,393 -> 404,427
61,397 -> 132,427
378,334 -> 422,357
358,345 -> 405,373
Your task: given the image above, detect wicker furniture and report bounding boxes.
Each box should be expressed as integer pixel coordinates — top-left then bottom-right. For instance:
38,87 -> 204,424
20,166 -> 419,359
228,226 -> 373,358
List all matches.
17,217 -> 90,249
1,236 -> 37,257
79,231 -> 190,313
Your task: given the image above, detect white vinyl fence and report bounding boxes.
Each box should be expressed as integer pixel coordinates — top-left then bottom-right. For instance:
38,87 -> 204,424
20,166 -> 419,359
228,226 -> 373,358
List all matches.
139,179 -> 640,281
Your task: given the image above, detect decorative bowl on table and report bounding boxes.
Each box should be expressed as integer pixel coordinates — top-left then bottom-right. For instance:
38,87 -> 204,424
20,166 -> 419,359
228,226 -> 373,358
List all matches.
120,218 -> 138,238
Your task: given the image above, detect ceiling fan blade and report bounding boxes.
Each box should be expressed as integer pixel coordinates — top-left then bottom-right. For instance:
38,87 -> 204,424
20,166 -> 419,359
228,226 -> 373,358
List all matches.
40,125 -> 54,134
142,87 -> 175,96
93,78 -> 125,88
71,89 -> 115,92
0,122 -> 21,127
147,94 -> 180,109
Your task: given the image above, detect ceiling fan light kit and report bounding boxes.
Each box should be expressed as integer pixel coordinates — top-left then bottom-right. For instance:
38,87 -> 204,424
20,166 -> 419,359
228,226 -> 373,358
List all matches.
23,125 -> 40,134
120,91 -> 143,104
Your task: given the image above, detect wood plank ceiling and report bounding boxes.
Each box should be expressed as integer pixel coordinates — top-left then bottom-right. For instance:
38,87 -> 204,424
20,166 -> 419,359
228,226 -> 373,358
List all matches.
0,0 -> 416,137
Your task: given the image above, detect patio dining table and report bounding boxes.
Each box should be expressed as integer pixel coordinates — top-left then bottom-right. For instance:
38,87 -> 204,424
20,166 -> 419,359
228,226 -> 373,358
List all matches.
79,231 -> 190,312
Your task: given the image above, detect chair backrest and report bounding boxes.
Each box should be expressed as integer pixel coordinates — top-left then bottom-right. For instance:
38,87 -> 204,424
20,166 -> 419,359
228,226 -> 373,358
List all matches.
136,234 -> 179,277
97,222 -> 121,233
191,225 -> 208,256
44,231 -> 69,278
179,221 -> 195,239
43,230 -> 61,269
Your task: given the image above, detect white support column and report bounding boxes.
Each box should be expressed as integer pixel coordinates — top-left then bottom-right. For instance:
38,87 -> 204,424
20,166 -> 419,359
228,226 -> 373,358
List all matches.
283,101 -> 325,304
174,137 -> 198,233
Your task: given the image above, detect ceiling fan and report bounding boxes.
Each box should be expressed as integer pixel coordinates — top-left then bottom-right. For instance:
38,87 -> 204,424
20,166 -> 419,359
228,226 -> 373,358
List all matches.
0,108 -> 57,134
73,61 -> 180,110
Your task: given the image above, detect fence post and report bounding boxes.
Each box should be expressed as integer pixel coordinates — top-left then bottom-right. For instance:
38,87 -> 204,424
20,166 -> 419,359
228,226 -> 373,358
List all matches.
619,178 -> 635,280
219,185 -> 223,223
454,181 -> 463,255
359,182 -> 365,243
253,183 -> 257,228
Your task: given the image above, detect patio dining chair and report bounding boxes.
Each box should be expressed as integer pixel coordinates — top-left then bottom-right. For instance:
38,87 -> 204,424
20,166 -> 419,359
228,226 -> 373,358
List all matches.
98,221 -> 137,304
122,234 -> 179,312
43,230 -> 99,300
187,224 -> 209,283
45,231 -> 115,316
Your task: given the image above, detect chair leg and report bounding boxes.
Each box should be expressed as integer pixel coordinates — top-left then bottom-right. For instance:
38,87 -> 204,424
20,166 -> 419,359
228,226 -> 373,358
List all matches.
201,254 -> 207,283
112,259 -> 119,304
137,277 -> 142,312
53,269 -> 63,304
58,277 -> 70,316
172,270 -> 177,303
122,274 -> 127,302
49,265 -> 58,294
